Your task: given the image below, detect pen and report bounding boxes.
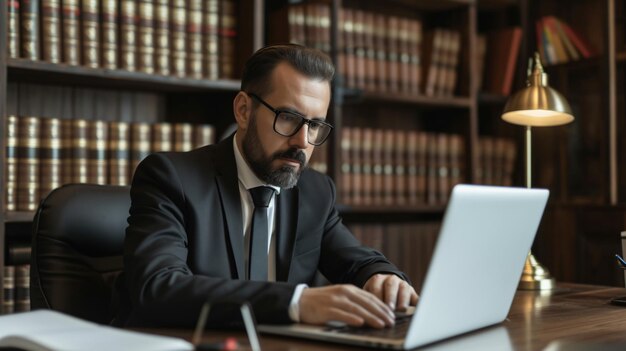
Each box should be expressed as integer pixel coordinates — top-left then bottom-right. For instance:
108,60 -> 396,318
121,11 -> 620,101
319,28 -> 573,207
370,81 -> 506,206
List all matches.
615,254 -> 626,268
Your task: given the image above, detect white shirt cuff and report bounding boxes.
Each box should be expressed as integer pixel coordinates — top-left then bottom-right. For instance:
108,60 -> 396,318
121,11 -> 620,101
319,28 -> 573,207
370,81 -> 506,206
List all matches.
288,284 -> 308,322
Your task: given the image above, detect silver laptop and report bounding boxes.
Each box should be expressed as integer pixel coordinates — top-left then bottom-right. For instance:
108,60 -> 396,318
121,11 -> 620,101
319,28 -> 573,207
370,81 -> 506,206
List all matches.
258,184 -> 549,350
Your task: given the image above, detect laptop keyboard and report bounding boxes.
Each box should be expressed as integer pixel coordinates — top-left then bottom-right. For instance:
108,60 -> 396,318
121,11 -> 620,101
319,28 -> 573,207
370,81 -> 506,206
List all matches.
323,314 -> 412,339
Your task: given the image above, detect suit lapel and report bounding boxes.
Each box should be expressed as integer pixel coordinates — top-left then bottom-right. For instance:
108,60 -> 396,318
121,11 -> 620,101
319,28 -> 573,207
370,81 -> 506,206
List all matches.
213,136 -> 245,279
276,187 -> 300,282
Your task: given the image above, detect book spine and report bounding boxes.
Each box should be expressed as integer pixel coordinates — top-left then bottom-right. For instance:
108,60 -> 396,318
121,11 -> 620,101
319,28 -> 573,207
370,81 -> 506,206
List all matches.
14,264 -> 30,313
386,16 -> 400,93
20,0 -> 40,60
174,123 -> 194,151
202,0 -> 219,80
119,0 -> 137,71
408,18 -> 422,95
194,123 -> 215,148
360,128 -> 373,205
7,0 -> 20,58
138,0 -> 155,74
41,0 -> 62,63
71,119 -> 89,184
371,129 -> 383,205
154,0 -> 170,75
61,0 -> 81,65
130,122 -> 152,180
5,115 -> 18,212
339,127 -> 351,204
152,122 -> 173,152
60,119 -> 73,185
363,12 -> 376,92
3,266 -> 15,314
39,117 -> 62,202
342,8 -> 356,89
88,120 -> 108,185
373,14 -> 387,93
393,130 -> 407,205
108,121 -> 130,186
219,0 -> 237,79
187,0 -> 203,79
406,131 -> 419,205
16,116 -> 40,211
81,0 -> 100,68
350,127 -> 363,206
100,0 -> 118,69
352,10 -> 365,90
170,0 -> 187,77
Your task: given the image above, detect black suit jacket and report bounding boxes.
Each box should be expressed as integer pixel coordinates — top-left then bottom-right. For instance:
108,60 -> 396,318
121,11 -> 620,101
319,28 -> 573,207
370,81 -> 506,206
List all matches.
117,135 -> 406,327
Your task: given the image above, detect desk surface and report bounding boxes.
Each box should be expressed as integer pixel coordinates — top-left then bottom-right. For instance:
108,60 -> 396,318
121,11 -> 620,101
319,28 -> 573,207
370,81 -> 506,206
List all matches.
144,283 -> 626,350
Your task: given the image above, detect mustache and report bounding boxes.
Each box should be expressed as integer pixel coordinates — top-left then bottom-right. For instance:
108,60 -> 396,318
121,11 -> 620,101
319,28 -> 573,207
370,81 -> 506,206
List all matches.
273,148 -> 306,166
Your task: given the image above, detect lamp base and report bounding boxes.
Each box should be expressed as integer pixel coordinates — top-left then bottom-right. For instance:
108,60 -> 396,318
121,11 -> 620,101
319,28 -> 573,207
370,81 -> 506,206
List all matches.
518,252 -> 556,290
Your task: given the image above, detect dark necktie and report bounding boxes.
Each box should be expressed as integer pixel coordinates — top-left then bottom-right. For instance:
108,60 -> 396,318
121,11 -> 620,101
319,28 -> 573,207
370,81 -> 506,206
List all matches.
248,186 -> 275,281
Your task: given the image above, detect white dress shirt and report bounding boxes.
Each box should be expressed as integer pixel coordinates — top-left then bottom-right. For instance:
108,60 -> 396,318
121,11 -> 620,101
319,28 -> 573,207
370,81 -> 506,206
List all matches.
232,136 -> 306,321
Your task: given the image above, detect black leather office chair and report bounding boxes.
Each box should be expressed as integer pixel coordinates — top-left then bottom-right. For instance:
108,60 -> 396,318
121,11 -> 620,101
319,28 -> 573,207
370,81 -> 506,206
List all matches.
30,184 -> 130,324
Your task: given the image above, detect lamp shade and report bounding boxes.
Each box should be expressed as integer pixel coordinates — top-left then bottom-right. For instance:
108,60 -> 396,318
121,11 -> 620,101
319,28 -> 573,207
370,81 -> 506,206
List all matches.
502,53 -> 574,127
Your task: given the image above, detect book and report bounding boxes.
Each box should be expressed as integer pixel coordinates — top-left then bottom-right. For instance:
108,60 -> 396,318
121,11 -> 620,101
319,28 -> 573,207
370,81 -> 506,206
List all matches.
170,0 -> 188,77
0,310 -> 193,351
88,120 -> 108,185
154,0 -> 170,75
61,0 -> 80,65
39,117 -> 62,201
137,0 -> 155,74
174,123 -> 194,151
100,0 -> 118,69
41,0 -> 61,63
193,124 -> 215,148
81,0 -> 100,68
7,0 -> 20,58
16,116 -> 40,211
108,121 -> 130,186
202,0 -> 219,79
186,0 -> 203,79
219,0 -> 237,79
3,266 -> 14,314
556,17 -> 595,58
14,264 -> 30,312
5,115 -> 18,211
20,0 -> 39,60
129,122 -> 152,180
484,26 -> 522,96
119,0 -> 138,71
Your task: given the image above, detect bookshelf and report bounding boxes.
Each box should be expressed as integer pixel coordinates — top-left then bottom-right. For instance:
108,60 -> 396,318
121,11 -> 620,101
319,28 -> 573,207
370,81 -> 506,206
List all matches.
0,0 -> 534,312
0,0 -> 264,314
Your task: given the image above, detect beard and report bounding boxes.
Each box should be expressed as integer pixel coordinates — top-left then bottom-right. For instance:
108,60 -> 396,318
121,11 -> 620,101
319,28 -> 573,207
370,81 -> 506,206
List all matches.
242,113 -> 308,188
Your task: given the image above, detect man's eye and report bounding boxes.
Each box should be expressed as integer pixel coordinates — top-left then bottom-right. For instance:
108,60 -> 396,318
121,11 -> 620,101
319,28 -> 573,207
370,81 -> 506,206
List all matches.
309,121 -> 322,130
280,113 -> 300,123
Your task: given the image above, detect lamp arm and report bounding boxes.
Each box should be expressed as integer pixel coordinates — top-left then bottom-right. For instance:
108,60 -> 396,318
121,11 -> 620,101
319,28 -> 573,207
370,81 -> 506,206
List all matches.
526,125 -> 532,189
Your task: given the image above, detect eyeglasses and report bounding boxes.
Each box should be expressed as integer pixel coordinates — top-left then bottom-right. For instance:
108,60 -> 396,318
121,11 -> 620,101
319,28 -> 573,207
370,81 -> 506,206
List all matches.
247,93 -> 333,146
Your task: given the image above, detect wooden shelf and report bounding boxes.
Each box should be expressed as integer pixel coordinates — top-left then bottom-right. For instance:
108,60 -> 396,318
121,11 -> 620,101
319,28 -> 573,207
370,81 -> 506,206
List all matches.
5,212 -> 36,223
340,88 -> 473,109
7,58 -> 241,93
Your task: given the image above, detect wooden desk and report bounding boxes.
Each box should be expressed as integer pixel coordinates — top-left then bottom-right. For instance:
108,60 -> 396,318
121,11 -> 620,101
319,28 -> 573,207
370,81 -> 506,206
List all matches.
145,283 -> 626,350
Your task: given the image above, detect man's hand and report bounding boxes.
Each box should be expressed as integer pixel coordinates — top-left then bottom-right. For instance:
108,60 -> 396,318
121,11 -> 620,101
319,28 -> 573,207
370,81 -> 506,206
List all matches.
298,285 -> 396,328
363,274 -> 418,311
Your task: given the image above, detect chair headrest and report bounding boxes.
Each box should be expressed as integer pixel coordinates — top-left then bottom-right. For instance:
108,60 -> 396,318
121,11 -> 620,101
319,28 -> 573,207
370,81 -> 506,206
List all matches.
33,184 -> 131,257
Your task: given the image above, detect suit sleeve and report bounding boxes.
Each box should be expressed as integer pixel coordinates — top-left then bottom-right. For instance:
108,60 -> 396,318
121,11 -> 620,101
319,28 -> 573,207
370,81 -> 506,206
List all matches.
123,153 -> 296,327
314,175 -> 410,287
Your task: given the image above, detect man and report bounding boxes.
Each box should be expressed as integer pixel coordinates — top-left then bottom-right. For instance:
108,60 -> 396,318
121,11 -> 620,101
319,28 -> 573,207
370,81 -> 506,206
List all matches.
117,44 -> 417,329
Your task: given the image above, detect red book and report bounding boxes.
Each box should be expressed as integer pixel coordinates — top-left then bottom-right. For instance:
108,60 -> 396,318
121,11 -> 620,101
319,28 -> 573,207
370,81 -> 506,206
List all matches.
484,27 -> 522,96
556,18 -> 594,58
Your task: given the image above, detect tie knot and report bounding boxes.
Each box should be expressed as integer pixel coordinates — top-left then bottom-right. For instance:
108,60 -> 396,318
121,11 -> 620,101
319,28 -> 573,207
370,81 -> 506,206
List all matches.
249,186 -> 275,208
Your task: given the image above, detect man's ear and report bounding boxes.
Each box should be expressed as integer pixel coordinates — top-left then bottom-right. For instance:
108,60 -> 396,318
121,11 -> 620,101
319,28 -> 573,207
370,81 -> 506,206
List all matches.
233,91 -> 251,131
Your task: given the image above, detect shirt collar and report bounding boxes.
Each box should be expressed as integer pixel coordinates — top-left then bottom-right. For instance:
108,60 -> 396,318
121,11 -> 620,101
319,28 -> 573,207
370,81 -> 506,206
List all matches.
233,134 -> 281,195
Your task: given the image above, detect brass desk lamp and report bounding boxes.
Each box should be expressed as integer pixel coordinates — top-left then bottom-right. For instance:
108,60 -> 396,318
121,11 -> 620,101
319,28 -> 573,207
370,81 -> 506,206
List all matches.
501,52 -> 574,290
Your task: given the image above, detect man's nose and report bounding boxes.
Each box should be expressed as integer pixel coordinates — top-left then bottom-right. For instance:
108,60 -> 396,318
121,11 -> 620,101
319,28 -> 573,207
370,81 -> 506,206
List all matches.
288,124 -> 309,149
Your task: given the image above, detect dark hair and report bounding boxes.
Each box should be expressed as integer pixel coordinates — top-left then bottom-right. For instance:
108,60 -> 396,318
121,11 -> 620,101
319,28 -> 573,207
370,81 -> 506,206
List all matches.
240,44 -> 335,97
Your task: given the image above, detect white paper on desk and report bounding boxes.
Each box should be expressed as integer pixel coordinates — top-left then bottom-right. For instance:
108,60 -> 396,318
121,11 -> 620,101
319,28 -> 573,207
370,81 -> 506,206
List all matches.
0,310 -> 194,351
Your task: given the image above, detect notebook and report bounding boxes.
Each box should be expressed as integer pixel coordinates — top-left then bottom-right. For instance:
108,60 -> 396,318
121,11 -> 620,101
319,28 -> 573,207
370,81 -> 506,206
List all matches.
258,184 -> 549,350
